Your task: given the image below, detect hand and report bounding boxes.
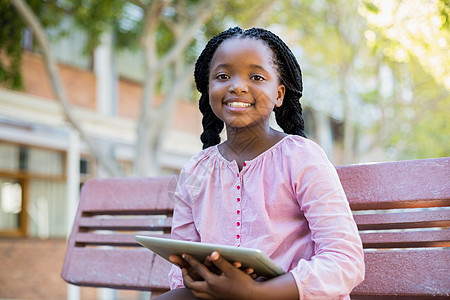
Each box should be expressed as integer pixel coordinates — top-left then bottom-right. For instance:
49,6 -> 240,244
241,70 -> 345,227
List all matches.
180,251 -> 259,300
169,253 -> 256,279
169,254 -> 204,281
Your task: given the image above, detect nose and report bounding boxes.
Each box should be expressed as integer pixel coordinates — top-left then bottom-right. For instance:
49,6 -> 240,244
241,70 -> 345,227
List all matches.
228,77 -> 248,94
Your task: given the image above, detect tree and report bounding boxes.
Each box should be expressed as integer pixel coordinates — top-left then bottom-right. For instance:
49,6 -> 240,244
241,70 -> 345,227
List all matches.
130,0 -> 278,175
267,0 -> 449,163
269,0 -> 373,163
358,0 -> 450,160
3,0 -> 277,177
9,0 -> 122,176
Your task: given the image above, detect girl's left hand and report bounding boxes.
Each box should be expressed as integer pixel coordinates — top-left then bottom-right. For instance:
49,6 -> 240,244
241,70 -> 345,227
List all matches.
181,251 -> 259,300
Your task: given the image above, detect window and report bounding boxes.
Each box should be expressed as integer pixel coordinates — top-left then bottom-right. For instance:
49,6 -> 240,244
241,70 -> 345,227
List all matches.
0,141 -> 68,237
0,180 -> 23,232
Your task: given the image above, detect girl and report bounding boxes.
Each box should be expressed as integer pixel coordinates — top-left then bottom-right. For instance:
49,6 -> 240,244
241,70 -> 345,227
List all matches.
157,27 -> 364,300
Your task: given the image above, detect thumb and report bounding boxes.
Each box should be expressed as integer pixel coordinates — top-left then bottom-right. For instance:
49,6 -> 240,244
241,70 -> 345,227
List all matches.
210,251 -> 236,274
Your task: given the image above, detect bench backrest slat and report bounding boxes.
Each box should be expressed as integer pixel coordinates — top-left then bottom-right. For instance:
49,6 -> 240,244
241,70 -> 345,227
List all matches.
353,209 -> 450,230
360,229 -> 449,248
61,157 -> 450,298
80,177 -> 176,212
78,216 -> 173,232
336,157 -> 450,210
361,249 -> 449,296
64,248 -> 169,291
74,232 -> 172,247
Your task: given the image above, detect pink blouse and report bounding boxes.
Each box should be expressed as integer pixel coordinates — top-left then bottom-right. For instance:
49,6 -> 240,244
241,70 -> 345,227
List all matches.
168,135 -> 364,299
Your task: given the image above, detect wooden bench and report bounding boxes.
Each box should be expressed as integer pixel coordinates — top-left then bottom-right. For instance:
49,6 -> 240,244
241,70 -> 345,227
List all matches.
61,157 -> 450,299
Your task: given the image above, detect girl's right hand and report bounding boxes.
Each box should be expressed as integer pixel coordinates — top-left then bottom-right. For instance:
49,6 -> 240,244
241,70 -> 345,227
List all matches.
169,254 -> 203,281
169,253 -> 256,279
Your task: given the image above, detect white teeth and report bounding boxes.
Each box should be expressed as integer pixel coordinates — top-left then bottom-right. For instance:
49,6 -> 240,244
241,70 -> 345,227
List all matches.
226,102 -> 251,108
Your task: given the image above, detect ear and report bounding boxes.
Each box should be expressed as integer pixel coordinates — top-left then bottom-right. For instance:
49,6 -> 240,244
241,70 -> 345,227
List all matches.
275,84 -> 285,107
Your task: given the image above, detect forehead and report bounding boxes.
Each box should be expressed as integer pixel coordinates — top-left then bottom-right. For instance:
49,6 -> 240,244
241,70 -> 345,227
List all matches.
210,38 -> 276,70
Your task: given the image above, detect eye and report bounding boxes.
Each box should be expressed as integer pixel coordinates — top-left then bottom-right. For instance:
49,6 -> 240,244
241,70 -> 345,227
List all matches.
251,75 -> 265,81
216,74 -> 230,80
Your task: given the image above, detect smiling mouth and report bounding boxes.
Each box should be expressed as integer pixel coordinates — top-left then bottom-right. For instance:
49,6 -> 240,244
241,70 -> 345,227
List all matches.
225,102 -> 252,108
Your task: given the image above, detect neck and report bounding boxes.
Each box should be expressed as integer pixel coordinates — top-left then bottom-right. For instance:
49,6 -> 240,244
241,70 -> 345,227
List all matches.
219,124 -> 286,166
225,123 -> 272,147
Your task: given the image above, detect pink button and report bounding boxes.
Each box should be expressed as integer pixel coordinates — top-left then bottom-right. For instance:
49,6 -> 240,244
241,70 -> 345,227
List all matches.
236,222 -> 240,226
243,162 -> 247,167
237,173 -> 239,177
237,185 -> 240,190
237,198 -> 240,202
236,235 -> 240,239
237,210 -> 240,214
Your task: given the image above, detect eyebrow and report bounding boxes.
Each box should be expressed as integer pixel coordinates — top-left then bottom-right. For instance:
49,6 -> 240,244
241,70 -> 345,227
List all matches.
212,63 -> 270,73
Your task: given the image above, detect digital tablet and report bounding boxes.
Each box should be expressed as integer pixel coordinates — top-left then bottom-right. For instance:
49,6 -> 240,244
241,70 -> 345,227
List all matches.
135,235 -> 286,278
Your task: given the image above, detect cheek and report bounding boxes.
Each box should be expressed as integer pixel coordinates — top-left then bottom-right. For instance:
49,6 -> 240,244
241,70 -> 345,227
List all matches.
255,90 -> 277,109
208,92 -> 222,118
208,84 -> 225,107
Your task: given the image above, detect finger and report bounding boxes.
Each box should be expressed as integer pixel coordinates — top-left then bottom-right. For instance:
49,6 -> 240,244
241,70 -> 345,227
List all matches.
205,255 -> 222,275
244,267 -> 255,275
182,254 -> 212,280
230,261 -> 254,275
182,268 -> 213,299
210,251 -> 239,275
169,254 -> 183,266
169,254 -> 191,269
204,255 -> 213,268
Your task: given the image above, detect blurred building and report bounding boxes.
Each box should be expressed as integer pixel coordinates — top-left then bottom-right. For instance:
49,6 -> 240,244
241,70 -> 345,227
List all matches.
0,23 -> 202,299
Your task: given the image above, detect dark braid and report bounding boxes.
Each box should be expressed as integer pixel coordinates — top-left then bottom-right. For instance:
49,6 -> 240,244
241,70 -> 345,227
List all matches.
195,27 -> 242,149
195,27 -> 306,149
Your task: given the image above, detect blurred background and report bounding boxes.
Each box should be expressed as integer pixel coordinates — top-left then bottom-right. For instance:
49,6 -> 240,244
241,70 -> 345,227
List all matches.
0,0 -> 448,299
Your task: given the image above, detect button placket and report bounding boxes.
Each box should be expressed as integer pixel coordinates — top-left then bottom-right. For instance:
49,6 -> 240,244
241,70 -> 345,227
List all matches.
235,172 -> 242,246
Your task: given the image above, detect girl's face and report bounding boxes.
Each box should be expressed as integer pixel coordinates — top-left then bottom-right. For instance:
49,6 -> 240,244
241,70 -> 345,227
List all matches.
208,38 -> 285,130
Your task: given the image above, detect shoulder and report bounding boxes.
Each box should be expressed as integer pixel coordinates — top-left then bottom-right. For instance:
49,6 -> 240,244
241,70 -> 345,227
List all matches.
180,145 -> 219,174
281,135 -> 330,163
279,136 -> 341,191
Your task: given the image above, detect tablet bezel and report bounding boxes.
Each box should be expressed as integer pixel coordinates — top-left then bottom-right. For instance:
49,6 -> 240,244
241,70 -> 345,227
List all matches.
134,235 -> 286,278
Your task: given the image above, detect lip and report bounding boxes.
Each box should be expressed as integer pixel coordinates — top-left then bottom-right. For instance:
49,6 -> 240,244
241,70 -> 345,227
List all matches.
223,99 -> 253,112
223,98 -> 253,106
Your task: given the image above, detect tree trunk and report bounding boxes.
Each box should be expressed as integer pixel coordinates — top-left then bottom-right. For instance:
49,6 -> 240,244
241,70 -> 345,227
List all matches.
341,66 -> 356,164
134,0 -> 217,176
10,0 -> 120,177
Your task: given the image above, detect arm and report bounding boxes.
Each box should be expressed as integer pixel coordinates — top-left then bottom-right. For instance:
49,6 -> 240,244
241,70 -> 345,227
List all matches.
289,157 -> 365,298
168,172 -> 201,289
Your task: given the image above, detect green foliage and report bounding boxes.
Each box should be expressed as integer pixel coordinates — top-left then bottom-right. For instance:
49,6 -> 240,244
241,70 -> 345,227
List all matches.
408,98 -> 450,158
0,0 -> 75,88
439,0 -> 450,30
362,0 -> 450,159
0,0 -> 23,88
70,0 -> 128,52
399,57 -> 450,158
363,0 -> 379,13
266,0 -> 449,161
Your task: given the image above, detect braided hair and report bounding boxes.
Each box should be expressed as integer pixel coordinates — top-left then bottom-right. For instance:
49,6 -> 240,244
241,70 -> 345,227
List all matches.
195,27 -> 306,149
